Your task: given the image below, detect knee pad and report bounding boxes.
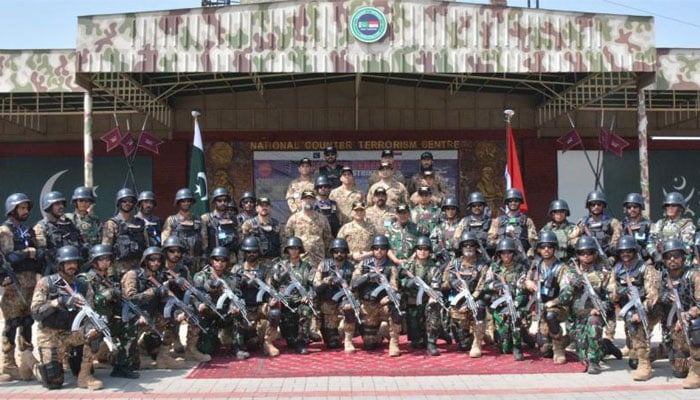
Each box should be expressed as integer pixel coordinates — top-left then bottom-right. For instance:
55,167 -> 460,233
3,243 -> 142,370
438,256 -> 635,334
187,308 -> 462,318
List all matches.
545,311 -> 560,335
267,308 -> 282,327
37,361 -> 64,389
362,324 -> 379,338
475,305 -> 486,322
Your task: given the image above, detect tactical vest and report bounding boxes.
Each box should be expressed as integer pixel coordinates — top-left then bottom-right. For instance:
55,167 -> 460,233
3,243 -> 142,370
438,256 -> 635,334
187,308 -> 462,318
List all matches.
3,220 -> 42,273
463,214 -> 491,246
249,217 -> 281,258
448,256 -> 486,294
318,258 -> 354,301
536,260 -> 566,302
314,200 -> 341,236
134,267 -> 161,314
319,165 -> 343,188
542,222 -> 575,260
358,258 -> 394,300
585,215 -> 613,253
110,215 -> 147,260
136,215 -> 163,247
438,220 -> 458,251
206,212 -> 239,253
169,214 -> 203,257
40,274 -> 89,330
236,212 -> 256,227
65,212 -> 101,246
614,260 -> 647,303
496,213 -> 530,252
234,263 -> 268,307
39,218 -> 81,251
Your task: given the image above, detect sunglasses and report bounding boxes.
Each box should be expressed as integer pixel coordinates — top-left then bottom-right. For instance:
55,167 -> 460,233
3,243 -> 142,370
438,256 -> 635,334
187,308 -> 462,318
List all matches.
538,244 -> 555,249
577,250 -> 596,256
211,257 -> 228,262
331,250 -> 346,255
416,247 -> 431,252
588,202 -> 604,207
664,252 -> 684,260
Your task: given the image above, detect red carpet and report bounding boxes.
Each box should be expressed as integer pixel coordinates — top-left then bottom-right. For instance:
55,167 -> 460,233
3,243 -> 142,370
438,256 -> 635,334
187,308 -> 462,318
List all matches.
187,336 -> 583,379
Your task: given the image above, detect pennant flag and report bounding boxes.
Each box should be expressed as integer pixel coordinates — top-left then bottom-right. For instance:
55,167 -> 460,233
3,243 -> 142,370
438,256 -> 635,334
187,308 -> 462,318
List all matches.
188,116 -> 209,215
137,131 -> 164,154
598,127 -> 611,150
606,131 -> 630,158
505,125 -> 528,213
100,127 -> 122,152
120,131 -> 137,157
556,129 -> 582,152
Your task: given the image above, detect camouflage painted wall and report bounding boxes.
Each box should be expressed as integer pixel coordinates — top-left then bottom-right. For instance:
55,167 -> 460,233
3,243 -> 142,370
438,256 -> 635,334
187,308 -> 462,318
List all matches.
656,48 -> 700,90
0,50 -> 82,93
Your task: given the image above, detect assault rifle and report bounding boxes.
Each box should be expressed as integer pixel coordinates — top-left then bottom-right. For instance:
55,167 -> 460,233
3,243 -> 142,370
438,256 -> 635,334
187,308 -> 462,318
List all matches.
571,258 -> 611,330
330,267 -> 362,324
369,264 -> 403,315
619,274 -> 650,339
399,265 -> 448,312
527,258 -> 543,322
215,278 -> 253,326
62,280 -> 115,352
148,276 -> 208,334
0,254 -> 27,306
583,227 -> 611,270
666,281 -> 691,346
98,275 -> 163,341
490,273 -> 519,333
166,270 -> 225,320
279,261 -> 319,317
243,271 -> 297,313
450,273 -> 481,325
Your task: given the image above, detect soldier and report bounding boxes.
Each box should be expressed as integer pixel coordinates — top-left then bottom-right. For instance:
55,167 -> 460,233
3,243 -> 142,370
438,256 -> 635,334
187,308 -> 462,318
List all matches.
236,191 -> 258,226
34,190 -> 85,275
101,188 -> 148,279
658,238 -> 700,389
409,171 -> 445,207
192,247 -> 250,360
0,193 -> 42,382
336,201 -> 376,262
284,190 -> 332,267
161,188 -> 207,273
317,145 -> 343,189
367,149 -> 405,188
647,192 -> 696,264
240,197 -> 282,264
120,247 -> 186,370
481,238 -> 529,360
351,235 -> 401,356
407,151 -> 448,198
77,244 -> 139,379
410,186 -> 441,237
65,186 -> 102,247
231,237 -> 280,357
443,232 -> 490,357
313,175 -> 341,237
329,166 -> 363,225
313,238 -> 358,353
366,161 -> 409,210
540,199 -> 576,260
270,237 -> 315,354
285,158 -> 315,214
524,231 -> 571,365
30,245 -> 103,390
454,192 -> 492,251
487,188 -> 537,257
569,190 -> 622,261
364,187 -> 395,235
430,197 -> 461,265
135,190 -> 164,247
386,204 -> 420,264
621,193 -> 651,260
201,187 -> 240,259
399,236 -> 444,355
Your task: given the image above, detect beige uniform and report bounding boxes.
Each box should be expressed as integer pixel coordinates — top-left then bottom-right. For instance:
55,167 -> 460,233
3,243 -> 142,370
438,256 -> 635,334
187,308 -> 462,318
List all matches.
337,220 -> 376,256
329,186 -> 364,225
367,181 -> 409,210
284,211 -> 333,267
285,178 -> 315,214
365,205 -> 396,235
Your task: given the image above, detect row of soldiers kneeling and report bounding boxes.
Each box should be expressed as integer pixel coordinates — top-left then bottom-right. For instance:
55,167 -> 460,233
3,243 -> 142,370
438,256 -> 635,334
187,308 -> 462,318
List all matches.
0,185 -> 699,391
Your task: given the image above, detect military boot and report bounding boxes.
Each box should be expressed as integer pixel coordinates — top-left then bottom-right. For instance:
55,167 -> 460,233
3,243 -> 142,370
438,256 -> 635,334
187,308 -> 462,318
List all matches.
343,323 -> 356,354
155,347 -> 186,369
18,349 -> 36,380
552,335 -> 567,365
633,350 -> 653,381
673,357 -> 689,379
427,337 -> 440,356
682,359 -> 700,389
185,329 -> 211,362
263,327 -> 280,357
586,361 -> 602,375
469,324 -> 484,358
388,323 -> 401,357
512,346 -> 524,361
77,360 -> 103,390
0,348 -> 21,382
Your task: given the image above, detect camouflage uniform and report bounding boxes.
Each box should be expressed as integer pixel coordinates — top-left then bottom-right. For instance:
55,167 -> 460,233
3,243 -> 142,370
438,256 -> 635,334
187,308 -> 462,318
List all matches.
161,212 -> 207,272
430,218 -> 460,259
367,181 -> 409,210
102,215 -> 148,279
408,172 -> 448,200
400,257 -> 443,350
386,220 -> 420,260
569,216 -> 623,257
34,217 -> 84,275
411,203 -> 441,237
285,178 -> 314,214
313,256 -> 357,351
329,186 -> 363,225
540,221 -> 576,260
365,205 -> 395,235
240,215 -> 282,263
65,212 -> 102,248
622,217 -> 652,260
367,169 -> 405,188
337,220 -> 376,257
487,212 -> 537,255
284,211 -> 332,267
269,258 -> 315,352
454,214 -> 492,250
647,217 -> 696,260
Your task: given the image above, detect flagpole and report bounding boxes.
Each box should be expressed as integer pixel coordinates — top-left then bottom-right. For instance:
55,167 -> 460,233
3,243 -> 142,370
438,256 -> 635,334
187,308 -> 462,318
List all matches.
83,91 -> 93,188
122,118 -> 139,192
566,113 -> 602,191
504,109 -> 514,189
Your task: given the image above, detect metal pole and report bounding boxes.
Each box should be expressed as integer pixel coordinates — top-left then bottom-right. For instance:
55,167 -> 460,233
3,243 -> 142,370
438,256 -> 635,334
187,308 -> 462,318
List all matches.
504,109 -> 514,189
84,91 -> 93,187
637,83 -> 650,217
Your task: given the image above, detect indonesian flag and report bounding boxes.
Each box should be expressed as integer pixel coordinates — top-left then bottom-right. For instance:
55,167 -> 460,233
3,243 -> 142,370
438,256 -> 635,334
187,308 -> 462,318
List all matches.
505,125 -> 528,213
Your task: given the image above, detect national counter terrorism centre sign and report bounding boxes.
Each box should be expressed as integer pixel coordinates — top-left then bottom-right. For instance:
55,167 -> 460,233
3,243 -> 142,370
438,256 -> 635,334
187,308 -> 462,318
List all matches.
350,7 -> 388,43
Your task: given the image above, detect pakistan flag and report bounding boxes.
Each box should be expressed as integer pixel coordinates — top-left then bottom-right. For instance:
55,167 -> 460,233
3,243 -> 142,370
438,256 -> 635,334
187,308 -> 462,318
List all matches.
188,113 -> 209,215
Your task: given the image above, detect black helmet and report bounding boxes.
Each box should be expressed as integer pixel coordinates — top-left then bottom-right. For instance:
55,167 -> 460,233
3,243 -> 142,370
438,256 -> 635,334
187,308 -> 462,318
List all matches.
315,175 -> 331,189
663,192 -> 686,209
662,239 -> 685,255
329,238 -> 350,253
616,236 -> 638,253
371,235 -> 390,249
548,199 -> 570,216
41,191 -> 66,212
458,232 -> 479,248
137,190 -> 157,206
239,191 -> 256,207
467,192 -> 486,206
324,145 -> 337,155
496,238 -> 518,253
71,186 -> 95,203
585,190 -> 607,207
162,236 -> 185,251
140,246 -> 163,265
211,187 -> 230,202
537,231 -> 559,247
56,245 -> 81,264
442,197 -> 459,210
284,236 -> 305,253
5,193 -> 32,216
240,236 -> 260,252
414,236 -> 432,250
115,188 -> 137,206
576,235 -> 597,252
89,244 -> 113,263
209,246 -> 230,260
623,192 -> 644,210
504,188 -> 524,203
174,188 -> 196,204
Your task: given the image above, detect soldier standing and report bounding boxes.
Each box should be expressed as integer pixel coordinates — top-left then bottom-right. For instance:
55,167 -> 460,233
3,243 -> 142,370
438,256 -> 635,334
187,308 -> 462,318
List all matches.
569,190 -> 622,261
313,238 -> 358,353
135,190 -> 163,247
161,188 -> 207,273
201,187 -> 239,259
336,201 -> 376,262
240,197 -> 282,264
0,193 -> 42,382
285,158 -> 315,214
367,149 -> 405,188
454,192 -> 492,251
407,152 -> 448,198
540,199 -> 576,260
409,171 -> 445,207
236,192 -> 258,226
386,204 -> 420,263
410,186 -> 441,237
329,166 -> 363,225
647,192 -> 696,263
313,176 -> 341,237
101,188 -> 148,279
30,245 -> 103,390
430,197 -> 461,262
284,190 -> 332,267
621,193 -> 651,260
488,188 -> 537,257
317,145 -> 343,189
366,161 -> 409,210
351,235 -> 401,356
65,186 -> 102,247
364,187 -> 395,235
34,190 -> 85,275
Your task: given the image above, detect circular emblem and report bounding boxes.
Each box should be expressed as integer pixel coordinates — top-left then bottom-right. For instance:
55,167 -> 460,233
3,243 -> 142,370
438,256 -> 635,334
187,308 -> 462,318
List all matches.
350,7 -> 387,43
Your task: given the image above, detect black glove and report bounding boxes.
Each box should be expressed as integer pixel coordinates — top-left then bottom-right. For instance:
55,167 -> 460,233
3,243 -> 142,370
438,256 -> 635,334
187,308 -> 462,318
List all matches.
174,277 -> 187,288
368,272 -> 380,281
155,285 -> 170,298
58,295 -> 78,310
209,279 -> 223,289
